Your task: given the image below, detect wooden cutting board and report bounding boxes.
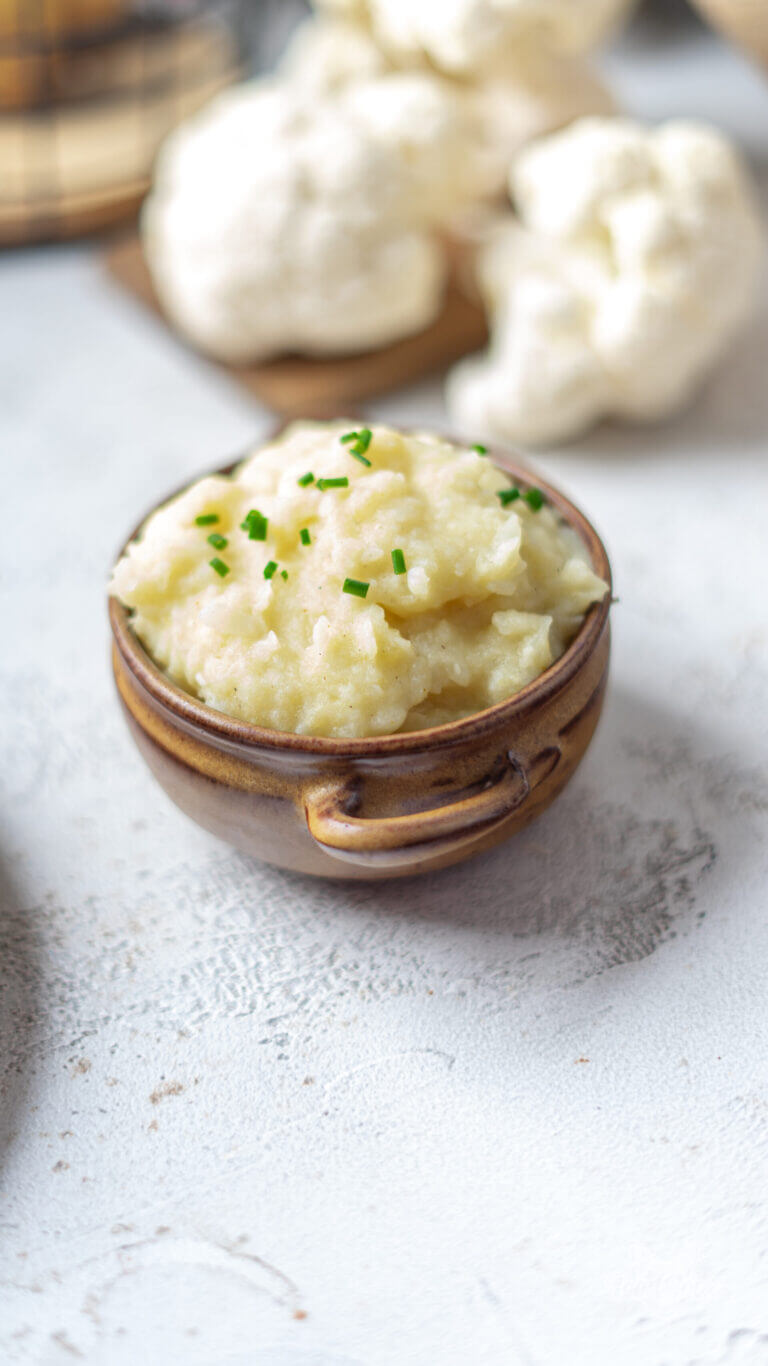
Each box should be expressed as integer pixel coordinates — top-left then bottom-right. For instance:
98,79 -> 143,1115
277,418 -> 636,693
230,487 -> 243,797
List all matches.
104,234 -> 488,419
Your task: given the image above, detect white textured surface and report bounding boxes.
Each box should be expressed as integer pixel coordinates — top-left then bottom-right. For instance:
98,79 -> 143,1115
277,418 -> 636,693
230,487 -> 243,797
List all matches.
2,27 -> 768,1366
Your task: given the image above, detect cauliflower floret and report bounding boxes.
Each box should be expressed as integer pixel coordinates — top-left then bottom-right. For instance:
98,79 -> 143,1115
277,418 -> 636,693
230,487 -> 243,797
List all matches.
339,72 -> 496,222
142,81 -> 447,365
312,0 -> 632,73
447,117 -> 765,444
277,15 -> 389,93
467,40 -> 616,193
280,14 -> 615,203
281,20 -> 496,215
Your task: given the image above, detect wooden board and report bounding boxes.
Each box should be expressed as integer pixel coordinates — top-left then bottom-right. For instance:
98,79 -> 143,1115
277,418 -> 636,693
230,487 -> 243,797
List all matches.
104,234 -> 489,419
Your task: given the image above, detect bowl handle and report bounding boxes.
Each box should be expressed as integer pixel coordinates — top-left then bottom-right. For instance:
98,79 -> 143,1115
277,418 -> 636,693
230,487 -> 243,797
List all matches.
304,754 -> 529,870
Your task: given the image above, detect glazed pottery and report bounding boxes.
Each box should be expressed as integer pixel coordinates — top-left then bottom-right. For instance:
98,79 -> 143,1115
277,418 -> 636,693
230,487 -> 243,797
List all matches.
109,448 -> 612,880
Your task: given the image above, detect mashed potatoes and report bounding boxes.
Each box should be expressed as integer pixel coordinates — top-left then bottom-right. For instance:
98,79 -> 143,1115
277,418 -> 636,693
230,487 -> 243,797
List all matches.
111,423 -> 607,737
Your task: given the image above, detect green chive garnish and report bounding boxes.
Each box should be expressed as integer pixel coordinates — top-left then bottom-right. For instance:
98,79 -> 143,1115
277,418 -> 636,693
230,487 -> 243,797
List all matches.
391,548 -> 406,575
195,513 -> 219,526
472,443 -> 488,456
300,528 -> 311,546
497,487 -> 521,507
317,477 -> 349,491
298,472 -> 314,487
241,509 -> 267,540
340,428 -> 373,464
524,487 -> 545,511
343,577 -> 369,599
281,569 -> 289,580
207,532 -> 228,550
263,560 -> 278,580
209,557 -> 229,577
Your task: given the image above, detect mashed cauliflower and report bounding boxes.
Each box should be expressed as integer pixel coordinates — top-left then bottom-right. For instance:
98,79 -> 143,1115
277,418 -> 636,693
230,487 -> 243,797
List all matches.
110,423 -> 607,738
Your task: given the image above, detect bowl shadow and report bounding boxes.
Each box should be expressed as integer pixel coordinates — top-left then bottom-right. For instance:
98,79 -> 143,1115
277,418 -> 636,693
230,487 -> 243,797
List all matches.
279,682 -> 758,982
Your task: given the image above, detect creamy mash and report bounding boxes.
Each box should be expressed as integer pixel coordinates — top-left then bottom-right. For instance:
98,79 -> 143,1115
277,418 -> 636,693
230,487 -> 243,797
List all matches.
111,422 -> 607,737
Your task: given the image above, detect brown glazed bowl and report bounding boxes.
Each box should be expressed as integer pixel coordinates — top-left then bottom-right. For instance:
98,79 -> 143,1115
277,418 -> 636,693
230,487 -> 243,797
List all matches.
109,448 -> 611,880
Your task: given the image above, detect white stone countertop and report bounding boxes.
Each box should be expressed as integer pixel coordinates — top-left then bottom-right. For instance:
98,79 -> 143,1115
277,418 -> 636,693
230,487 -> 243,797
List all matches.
2,20 -> 768,1366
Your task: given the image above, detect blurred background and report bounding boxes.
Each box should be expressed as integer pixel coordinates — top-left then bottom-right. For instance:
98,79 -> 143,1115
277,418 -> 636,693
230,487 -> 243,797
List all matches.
1,0 -> 765,249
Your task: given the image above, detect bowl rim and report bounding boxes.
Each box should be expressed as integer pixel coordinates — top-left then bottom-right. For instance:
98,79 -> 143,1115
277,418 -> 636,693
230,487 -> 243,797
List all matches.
109,433 -> 612,757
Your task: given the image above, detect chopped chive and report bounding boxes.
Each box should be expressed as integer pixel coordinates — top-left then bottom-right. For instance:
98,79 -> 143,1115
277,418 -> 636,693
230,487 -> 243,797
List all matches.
207,532 -> 228,550
298,471 -> 315,487
524,487 -> 545,511
340,428 -> 373,464
281,569 -> 289,580
391,548 -> 407,575
300,528 -> 311,546
317,477 -> 349,491
209,557 -> 230,577
472,443 -> 488,456
195,513 -> 219,526
241,509 -> 268,540
263,560 -> 278,580
342,577 -> 369,599
497,487 -> 521,507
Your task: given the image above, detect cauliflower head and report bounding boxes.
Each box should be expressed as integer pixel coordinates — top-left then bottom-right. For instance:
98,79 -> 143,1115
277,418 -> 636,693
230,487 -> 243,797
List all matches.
467,41 -> 616,193
311,0 -> 632,73
142,82 -> 447,365
277,14 -> 389,94
447,117 -> 765,444
339,71 -> 496,222
280,13 -> 616,201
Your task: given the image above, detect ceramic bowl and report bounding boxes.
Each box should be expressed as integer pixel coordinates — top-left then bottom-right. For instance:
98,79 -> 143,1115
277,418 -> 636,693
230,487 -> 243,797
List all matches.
109,448 -> 612,880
